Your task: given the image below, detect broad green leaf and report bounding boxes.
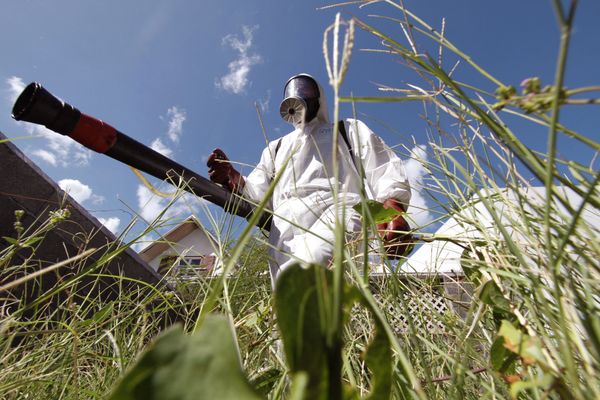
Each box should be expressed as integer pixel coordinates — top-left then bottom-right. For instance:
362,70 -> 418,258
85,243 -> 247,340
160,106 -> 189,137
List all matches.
288,372 -> 309,400
364,324 -> 393,400
490,336 -> 508,371
108,317 -> 261,400
460,249 -> 483,282
498,320 -> 547,367
509,373 -> 554,399
353,200 -> 402,224
274,263 -> 329,400
275,264 -> 396,399
479,280 -> 511,312
498,320 -> 524,351
490,336 -> 517,373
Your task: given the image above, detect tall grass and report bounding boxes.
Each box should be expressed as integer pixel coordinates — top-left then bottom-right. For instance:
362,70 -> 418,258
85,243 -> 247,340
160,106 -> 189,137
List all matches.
333,1 -> 599,398
1,1 -> 599,399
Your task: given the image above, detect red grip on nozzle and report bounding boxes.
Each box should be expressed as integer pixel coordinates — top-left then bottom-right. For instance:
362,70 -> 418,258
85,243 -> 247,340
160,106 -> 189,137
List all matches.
70,113 -> 118,153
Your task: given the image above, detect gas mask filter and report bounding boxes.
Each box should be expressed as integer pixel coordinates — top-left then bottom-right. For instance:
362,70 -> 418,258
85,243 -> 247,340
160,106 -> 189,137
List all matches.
279,75 -> 320,125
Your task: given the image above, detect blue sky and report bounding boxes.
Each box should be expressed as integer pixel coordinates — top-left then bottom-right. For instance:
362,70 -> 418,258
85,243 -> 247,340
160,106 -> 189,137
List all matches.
1,1 -> 598,245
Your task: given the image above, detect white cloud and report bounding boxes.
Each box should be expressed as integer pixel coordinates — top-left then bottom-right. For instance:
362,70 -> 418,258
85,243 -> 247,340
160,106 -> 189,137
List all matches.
90,194 -> 105,205
132,233 -> 157,253
404,145 -> 428,182
148,106 -> 185,159
223,25 -> 257,54
137,184 -> 166,222
403,145 -> 434,227
58,178 -> 93,203
57,178 -> 104,205
216,25 -> 262,94
408,190 -> 432,227
40,129 -> 92,166
31,149 -> 57,166
7,76 -> 93,167
257,90 -> 271,113
137,184 -> 203,223
98,217 -> 121,234
150,137 -> 173,157
7,76 -> 25,102
218,56 -> 262,94
166,106 -> 186,143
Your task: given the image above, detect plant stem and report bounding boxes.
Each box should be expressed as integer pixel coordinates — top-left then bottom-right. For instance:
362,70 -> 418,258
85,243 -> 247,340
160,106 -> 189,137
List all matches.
547,1 -> 583,397
0,248 -> 97,293
565,85 -> 600,96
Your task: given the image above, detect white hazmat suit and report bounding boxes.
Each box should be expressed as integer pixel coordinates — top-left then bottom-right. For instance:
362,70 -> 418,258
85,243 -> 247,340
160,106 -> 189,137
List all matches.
243,76 -> 411,282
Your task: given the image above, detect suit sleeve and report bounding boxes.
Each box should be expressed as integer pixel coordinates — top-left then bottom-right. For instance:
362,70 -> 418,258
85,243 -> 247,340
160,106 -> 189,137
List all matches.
242,142 -> 277,207
346,119 -> 411,210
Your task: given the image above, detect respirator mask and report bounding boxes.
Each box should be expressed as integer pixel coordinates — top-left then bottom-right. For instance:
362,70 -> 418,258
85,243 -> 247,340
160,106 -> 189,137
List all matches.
279,75 -> 320,125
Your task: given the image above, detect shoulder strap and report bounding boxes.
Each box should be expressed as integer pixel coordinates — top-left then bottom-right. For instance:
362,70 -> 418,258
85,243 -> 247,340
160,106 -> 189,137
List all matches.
269,138 -> 282,179
337,120 -> 355,166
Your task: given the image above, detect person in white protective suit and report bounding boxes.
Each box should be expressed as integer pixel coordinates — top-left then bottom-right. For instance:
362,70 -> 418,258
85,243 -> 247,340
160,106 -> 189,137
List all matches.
207,74 -> 411,284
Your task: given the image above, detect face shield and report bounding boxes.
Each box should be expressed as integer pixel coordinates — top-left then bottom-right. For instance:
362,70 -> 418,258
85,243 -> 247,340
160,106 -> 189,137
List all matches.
279,75 -> 320,125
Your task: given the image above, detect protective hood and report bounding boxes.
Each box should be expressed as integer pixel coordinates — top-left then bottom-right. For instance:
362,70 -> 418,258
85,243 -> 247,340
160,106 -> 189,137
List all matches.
281,73 -> 329,128
313,75 -> 329,124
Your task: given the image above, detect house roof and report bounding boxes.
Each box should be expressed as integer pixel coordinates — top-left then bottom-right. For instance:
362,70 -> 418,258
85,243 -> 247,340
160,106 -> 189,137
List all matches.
0,131 -> 171,301
138,215 -> 218,262
400,185 -> 598,274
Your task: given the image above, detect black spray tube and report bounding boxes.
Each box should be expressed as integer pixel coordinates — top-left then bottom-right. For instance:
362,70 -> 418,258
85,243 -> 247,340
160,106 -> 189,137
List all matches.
11,82 -> 271,230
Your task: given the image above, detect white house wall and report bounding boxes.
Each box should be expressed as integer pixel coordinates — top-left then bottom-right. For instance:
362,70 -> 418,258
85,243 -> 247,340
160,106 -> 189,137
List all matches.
147,229 -> 219,271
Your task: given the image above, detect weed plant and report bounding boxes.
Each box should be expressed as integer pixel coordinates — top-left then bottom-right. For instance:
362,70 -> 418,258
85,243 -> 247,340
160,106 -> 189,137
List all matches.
1,1 -> 599,399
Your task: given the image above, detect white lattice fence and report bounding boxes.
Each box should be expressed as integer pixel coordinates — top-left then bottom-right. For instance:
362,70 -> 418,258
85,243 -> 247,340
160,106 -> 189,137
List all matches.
367,273 -> 472,335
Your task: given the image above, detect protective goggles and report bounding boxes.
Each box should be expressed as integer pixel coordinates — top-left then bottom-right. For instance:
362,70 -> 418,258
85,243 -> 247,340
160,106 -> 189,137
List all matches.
283,75 -> 320,100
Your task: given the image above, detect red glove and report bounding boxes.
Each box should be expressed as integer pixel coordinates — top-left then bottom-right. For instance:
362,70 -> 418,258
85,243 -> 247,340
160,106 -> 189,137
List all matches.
377,199 -> 413,259
206,148 -> 245,193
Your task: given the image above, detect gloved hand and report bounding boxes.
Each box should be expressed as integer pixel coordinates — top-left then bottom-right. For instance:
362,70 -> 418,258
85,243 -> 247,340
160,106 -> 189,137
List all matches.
206,148 -> 245,193
377,198 -> 413,259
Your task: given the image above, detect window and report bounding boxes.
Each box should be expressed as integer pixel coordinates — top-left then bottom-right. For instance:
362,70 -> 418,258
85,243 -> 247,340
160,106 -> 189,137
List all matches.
178,255 -> 216,277
158,255 -> 216,279
180,257 -> 204,267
